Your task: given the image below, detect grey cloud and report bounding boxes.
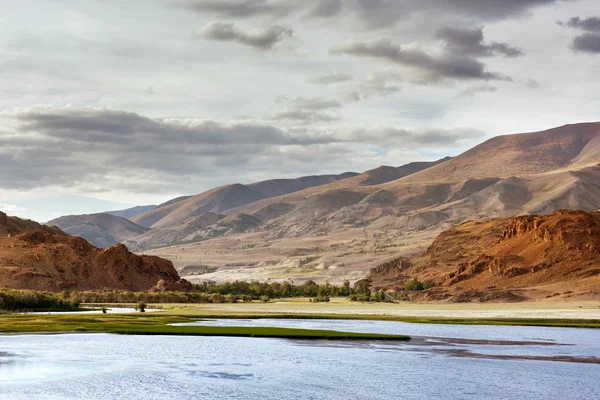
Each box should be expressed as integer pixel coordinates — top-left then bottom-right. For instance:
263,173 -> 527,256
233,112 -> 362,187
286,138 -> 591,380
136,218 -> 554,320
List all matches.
173,0 -> 299,19
2,107 -> 482,192
571,33 -> 600,54
195,21 -> 292,50
269,97 -> 342,123
305,0 -> 343,19
174,0 -> 572,29
436,27 -> 524,57
309,71 -> 353,84
561,17 -> 600,32
330,38 -> 508,83
340,126 -> 485,147
348,0 -> 576,29
458,83 -> 498,97
559,16 -> 600,54
269,110 -> 340,123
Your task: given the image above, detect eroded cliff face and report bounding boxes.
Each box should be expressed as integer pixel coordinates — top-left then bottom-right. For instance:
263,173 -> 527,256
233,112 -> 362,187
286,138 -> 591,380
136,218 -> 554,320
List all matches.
0,212 -> 190,292
368,210 -> 600,302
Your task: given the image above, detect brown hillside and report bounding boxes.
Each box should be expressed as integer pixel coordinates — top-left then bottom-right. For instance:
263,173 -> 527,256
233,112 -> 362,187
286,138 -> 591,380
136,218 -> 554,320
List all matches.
369,210 -> 600,301
47,213 -> 150,249
0,212 -> 190,292
396,122 -> 600,183
131,172 -> 357,229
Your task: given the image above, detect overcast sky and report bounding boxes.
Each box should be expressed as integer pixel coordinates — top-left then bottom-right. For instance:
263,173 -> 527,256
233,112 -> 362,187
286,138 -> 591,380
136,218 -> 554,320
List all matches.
1,0 -> 599,222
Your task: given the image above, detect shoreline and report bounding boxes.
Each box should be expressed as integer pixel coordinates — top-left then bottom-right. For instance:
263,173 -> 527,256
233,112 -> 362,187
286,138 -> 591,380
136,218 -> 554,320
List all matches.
159,299 -> 600,320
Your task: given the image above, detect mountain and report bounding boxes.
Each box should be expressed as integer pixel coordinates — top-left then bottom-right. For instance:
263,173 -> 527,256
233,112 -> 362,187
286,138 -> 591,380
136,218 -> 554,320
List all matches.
47,213 -> 150,249
105,205 -> 157,220
131,172 -> 359,229
135,122 -> 600,286
126,158 -> 450,251
0,211 -> 190,292
368,210 -> 600,302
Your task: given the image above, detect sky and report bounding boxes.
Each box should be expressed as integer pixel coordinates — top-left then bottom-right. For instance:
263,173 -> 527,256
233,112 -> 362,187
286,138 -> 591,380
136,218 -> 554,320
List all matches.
1,0 -> 599,222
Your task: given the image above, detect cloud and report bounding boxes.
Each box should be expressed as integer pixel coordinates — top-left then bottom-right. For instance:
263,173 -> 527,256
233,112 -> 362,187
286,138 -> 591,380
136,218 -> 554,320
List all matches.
338,126 -> 485,148
195,21 -> 292,50
458,83 -> 498,97
268,97 -> 342,124
561,17 -> 600,32
308,71 -> 353,85
0,107 -> 483,193
342,71 -> 402,101
436,27 -> 524,57
305,0 -> 343,19
571,33 -> 600,54
0,203 -> 26,215
559,16 -> 600,54
173,0 -> 299,19
347,0 -> 575,28
174,0 -> 573,29
330,38 -> 509,83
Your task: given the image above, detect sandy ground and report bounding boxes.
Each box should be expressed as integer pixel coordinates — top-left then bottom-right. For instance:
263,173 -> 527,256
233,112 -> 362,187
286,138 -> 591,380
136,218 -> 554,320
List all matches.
167,299 -> 600,320
146,228 -> 440,284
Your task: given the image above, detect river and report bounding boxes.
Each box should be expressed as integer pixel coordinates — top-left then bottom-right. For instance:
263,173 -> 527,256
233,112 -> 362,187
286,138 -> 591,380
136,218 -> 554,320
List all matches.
1,319 -> 599,399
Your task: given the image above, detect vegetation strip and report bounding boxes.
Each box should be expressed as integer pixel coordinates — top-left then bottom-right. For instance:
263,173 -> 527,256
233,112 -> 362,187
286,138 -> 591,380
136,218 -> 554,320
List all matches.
158,310 -> 600,329
0,314 -> 410,341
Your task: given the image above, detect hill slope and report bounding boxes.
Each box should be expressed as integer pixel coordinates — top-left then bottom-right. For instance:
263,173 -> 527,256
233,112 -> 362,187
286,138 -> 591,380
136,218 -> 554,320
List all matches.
368,210 -> 600,302
396,122 -> 600,183
47,213 -> 150,249
0,211 -> 190,292
131,172 -> 359,229
105,205 -> 157,220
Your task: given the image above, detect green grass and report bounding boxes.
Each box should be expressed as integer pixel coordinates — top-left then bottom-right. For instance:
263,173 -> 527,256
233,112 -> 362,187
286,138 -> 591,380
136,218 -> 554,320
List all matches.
0,313 -> 410,341
158,309 -> 600,329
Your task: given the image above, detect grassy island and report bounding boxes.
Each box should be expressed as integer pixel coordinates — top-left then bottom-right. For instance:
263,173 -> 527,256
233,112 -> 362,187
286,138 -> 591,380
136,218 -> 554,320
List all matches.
0,313 -> 410,341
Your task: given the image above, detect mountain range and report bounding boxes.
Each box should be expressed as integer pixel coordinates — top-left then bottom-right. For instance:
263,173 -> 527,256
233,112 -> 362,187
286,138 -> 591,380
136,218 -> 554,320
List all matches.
43,122 -> 600,286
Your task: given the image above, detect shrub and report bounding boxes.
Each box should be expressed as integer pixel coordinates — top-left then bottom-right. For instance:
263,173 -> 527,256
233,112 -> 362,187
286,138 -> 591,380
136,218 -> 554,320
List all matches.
135,301 -> 147,312
404,278 -> 424,291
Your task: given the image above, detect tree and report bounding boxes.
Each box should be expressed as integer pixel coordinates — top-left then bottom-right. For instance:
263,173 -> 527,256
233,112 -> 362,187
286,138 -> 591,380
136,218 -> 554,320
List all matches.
355,279 -> 372,295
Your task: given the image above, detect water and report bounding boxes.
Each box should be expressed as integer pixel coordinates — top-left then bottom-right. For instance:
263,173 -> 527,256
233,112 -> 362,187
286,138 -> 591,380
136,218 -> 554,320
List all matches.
1,319 -> 599,399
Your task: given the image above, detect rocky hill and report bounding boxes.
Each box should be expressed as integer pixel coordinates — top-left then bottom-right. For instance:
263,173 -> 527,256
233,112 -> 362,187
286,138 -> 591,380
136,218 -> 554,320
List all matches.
47,213 -> 150,248
368,210 -> 600,302
0,212 -> 190,292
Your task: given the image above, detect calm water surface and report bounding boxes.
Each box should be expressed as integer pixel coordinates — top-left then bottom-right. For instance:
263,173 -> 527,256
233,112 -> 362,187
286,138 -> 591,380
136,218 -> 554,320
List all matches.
1,319 -> 599,399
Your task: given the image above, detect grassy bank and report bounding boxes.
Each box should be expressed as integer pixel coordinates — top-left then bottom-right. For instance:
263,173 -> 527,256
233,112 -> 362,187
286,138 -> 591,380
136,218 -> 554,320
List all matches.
0,313 -> 410,341
169,313 -> 600,329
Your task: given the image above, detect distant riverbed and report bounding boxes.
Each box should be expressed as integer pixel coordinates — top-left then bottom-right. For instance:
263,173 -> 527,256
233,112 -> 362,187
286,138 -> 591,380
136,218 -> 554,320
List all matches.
1,319 -> 599,399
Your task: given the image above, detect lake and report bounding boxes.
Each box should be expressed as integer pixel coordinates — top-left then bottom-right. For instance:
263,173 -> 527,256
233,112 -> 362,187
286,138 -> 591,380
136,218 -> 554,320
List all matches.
1,319 -> 599,399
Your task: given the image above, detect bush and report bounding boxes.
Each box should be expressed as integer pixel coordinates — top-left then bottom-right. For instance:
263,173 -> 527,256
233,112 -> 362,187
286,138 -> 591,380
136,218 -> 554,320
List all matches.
404,278 -> 424,291
260,295 -> 271,303
135,301 -> 147,312
312,296 -> 330,303
0,289 -> 80,312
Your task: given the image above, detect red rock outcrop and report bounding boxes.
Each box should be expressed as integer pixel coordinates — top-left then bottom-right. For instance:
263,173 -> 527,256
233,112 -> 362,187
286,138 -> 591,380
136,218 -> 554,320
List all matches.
0,212 -> 190,292
367,210 -> 600,301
